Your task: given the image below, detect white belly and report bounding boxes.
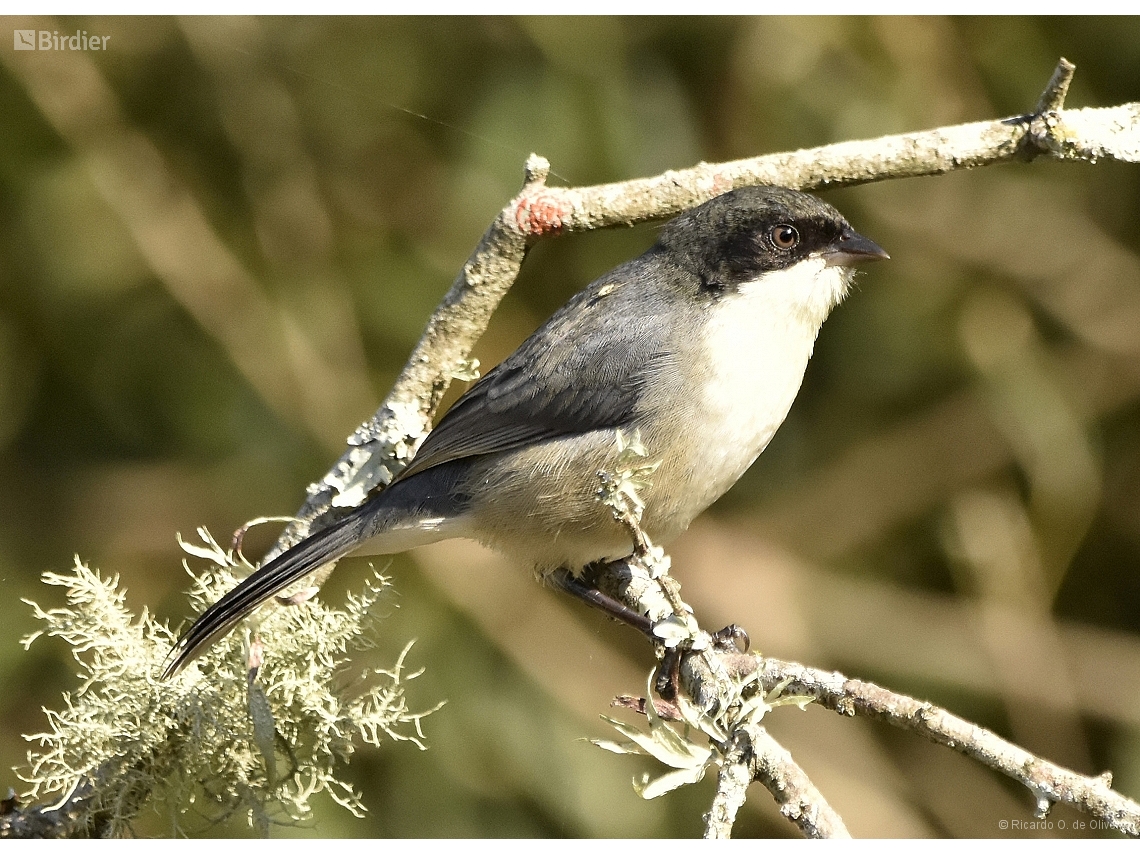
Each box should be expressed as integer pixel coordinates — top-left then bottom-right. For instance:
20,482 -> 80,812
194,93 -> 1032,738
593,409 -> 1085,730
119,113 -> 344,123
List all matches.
668,258 -> 853,524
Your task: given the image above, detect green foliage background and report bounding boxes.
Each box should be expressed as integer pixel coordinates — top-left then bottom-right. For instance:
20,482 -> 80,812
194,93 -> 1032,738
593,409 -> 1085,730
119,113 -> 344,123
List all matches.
2,15 -> 1139,838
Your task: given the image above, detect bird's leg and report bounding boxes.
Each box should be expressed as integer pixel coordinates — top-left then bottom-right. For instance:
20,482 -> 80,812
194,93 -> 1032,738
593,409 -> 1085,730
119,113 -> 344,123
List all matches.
547,567 -> 654,637
710,623 -> 750,653
655,646 -> 683,700
548,566 -> 689,699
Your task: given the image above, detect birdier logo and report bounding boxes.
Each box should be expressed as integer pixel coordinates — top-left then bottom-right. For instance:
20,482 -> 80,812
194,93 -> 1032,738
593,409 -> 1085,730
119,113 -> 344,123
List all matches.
13,29 -> 110,51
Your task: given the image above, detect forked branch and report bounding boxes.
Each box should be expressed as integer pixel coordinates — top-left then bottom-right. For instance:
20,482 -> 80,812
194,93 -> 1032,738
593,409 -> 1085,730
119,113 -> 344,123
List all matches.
277,56 -> 1139,840
270,57 -> 1139,559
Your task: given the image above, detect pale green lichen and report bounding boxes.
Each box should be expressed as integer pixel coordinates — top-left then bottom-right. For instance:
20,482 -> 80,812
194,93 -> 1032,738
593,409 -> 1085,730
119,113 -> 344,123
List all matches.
593,670 -> 814,800
18,528 -> 441,836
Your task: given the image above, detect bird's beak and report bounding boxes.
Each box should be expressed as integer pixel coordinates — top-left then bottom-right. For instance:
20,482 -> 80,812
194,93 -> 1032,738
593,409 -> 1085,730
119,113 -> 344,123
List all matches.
823,226 -> 890,267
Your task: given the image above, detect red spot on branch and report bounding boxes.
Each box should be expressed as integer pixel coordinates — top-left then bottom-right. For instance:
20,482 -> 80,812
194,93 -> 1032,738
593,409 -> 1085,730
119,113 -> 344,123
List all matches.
516,192 -> 572,236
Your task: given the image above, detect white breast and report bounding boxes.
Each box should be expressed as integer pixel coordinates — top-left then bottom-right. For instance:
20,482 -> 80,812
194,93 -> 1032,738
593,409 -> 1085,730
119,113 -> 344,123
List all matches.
693,257 -> 853,498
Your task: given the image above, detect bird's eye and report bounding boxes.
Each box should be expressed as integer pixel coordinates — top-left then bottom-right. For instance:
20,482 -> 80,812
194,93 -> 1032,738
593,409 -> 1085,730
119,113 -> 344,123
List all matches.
771,224 -> 799,249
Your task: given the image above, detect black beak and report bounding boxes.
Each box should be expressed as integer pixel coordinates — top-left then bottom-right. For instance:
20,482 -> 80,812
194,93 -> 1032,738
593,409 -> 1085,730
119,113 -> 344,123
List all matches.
823,226 -> 890,268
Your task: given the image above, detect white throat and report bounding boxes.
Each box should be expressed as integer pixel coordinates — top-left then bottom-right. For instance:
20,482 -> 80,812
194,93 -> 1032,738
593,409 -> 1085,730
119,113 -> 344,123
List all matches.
696,257 -> 854,490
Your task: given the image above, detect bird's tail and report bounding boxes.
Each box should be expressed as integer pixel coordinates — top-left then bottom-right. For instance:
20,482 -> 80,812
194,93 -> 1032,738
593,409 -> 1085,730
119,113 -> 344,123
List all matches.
161,504 -> 374,679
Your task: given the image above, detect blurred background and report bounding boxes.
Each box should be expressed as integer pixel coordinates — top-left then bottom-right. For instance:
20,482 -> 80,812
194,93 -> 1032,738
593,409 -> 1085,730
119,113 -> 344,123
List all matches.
1,15 -> 1139,838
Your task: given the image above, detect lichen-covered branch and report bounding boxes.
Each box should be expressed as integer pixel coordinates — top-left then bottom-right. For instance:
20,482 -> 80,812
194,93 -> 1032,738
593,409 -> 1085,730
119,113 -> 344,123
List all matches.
0,781 -> 107,839
9,55 -> 1140,838
593,550 -> 1140,838
705,722 -> 850,839
750,658 -> 1140,837
3,553 -> 438,838
274,57 -> 1140,559
269,56 -> 1140,838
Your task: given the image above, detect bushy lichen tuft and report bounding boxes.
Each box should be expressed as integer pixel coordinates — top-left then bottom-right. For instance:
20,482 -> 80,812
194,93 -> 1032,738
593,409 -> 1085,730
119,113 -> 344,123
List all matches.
18,528 -> 441,837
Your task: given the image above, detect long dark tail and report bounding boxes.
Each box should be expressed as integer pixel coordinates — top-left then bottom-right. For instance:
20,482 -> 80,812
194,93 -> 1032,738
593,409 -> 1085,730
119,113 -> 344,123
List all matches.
161,505 -> 373,679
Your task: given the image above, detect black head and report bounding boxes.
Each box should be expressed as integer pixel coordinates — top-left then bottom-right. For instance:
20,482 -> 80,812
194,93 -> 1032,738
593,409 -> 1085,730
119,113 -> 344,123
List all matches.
655,186 -> 887,291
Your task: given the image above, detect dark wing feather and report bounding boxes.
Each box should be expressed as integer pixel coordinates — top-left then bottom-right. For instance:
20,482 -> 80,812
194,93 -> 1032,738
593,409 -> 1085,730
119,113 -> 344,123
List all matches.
161,502 -> 374,679
396,267 -> 676,482
162,258 -> 680,680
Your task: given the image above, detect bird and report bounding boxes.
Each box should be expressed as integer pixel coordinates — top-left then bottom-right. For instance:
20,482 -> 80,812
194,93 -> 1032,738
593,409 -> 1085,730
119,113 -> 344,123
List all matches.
162,185 -> 888,679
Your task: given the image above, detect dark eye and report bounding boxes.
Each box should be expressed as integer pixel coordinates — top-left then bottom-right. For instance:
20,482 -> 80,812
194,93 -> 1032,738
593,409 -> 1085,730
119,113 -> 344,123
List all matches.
771,224 -> 799,249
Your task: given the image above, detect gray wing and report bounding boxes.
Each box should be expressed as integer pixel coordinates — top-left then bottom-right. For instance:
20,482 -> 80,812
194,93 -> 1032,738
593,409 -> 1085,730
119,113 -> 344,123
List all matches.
396,268 -> 676,482
161,260 -> 679,679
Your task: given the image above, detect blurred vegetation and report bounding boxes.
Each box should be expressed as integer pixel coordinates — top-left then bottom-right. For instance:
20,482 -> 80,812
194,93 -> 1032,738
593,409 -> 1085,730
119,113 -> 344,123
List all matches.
1,15 -> 1139,838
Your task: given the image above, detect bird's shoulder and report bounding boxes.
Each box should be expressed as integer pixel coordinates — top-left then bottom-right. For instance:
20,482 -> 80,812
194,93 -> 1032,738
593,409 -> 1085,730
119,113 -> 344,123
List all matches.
394,253 -> 690,481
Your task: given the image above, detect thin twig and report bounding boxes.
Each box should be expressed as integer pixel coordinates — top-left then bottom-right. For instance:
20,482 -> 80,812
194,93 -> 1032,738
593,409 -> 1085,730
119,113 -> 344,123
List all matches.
1033,57 -> 1076,115
705,723 -> 850,839
589,542 -> 1140,837
745,657 -> 1140,837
